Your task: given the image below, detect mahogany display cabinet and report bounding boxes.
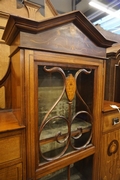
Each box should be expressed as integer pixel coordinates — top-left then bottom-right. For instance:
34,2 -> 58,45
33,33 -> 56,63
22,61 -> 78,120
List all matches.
1,11 -> 115,180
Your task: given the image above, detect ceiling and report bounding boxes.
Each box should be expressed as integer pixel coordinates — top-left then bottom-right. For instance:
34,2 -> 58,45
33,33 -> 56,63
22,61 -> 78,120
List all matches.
26,0 -> 120,35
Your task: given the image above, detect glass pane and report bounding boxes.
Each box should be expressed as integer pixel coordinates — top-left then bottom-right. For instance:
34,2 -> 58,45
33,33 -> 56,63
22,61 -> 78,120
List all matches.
38,156 -> 93,180
38,65 -> 94,164
39,167 -> 67,180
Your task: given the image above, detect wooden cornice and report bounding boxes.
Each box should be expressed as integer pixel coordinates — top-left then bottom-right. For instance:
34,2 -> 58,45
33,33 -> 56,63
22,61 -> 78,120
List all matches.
96,24 -> 120,44
2,10 -> 115,47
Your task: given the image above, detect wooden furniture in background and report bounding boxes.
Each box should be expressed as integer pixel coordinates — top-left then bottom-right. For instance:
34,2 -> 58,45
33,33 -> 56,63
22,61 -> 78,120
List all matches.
0,0 -> 57,108
0,111 -> 26,180
114,50 -> 120,103
104,49 -> 120,102
96,24 -> 120,102
100,101 -> 120,180
96,25 -> 120,180
104,52 -> 118,101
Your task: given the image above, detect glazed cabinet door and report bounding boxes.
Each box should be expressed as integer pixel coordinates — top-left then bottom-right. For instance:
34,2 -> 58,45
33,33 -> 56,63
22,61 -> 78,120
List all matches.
36,65 -> 94,180
25,50 -> 104,180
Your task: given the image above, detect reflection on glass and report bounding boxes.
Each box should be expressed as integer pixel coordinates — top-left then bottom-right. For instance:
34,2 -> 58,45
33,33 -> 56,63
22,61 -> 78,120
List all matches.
38,65 -> 94,164
39,156 -> 93,180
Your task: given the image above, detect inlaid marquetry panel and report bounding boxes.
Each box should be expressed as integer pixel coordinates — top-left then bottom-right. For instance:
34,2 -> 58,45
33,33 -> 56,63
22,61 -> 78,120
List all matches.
21,23 -> 106,58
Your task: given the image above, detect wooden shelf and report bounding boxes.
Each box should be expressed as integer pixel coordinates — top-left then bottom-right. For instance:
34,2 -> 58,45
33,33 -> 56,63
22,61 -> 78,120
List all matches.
102,100 -> 120,113
0,110 -> 25,132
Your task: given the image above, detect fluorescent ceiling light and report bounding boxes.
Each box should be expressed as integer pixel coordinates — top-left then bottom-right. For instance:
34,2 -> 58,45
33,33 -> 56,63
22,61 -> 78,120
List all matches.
89,0 -> 120,18
89,1 -> 113,15
89,0 -> 120,35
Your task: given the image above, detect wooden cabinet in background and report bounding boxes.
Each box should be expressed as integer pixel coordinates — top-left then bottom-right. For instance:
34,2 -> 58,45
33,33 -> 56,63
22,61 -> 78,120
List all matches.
105,52 -> 117,101
105,50 -> 120,102
0,111 -> 26,180
100,101 -> 120,180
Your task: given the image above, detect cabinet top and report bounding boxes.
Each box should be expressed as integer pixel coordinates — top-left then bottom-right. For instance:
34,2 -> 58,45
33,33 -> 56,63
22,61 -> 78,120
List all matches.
2,10 -> 115,48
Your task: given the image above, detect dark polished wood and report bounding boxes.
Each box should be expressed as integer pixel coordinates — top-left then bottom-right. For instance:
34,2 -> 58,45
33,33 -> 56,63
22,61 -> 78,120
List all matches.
2,11 -> 115,48
103,48 -> 120,104
114,50 -> 120,102
105,52 -> 117,101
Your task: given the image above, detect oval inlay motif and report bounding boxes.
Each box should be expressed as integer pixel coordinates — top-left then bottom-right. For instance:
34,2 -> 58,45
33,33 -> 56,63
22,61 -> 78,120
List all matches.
107,140 -> 119,156
65,74 -> 76,102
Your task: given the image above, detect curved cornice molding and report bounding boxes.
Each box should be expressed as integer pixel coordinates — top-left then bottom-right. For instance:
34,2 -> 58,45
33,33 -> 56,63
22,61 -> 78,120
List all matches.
96,24 -> 120,44
2,11 -> 115,47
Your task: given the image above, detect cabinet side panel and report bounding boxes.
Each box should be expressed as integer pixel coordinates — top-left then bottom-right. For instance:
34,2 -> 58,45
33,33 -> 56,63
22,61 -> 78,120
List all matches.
11,50 -> 25,125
